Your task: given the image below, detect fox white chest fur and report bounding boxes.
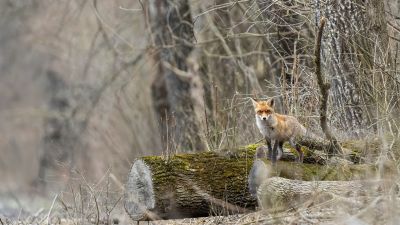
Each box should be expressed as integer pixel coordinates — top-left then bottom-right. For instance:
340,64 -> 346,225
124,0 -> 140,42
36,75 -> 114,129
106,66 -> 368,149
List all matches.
255,116 -> 274,139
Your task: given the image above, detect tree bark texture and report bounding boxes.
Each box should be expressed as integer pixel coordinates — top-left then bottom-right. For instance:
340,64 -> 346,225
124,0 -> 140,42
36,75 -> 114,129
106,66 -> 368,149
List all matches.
318,0 -> 365,132
316,0 -> 391,134
148,0 -> 205,152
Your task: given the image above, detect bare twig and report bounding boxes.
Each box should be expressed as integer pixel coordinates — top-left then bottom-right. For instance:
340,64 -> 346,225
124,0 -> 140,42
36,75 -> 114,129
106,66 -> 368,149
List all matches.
314,17 -> 342,155
93,195 -> 100,225
40,194 -> 58,225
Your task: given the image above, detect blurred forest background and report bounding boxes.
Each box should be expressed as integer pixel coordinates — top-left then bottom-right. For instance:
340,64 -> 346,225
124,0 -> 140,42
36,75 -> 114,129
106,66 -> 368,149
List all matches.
1,0 -> 400,217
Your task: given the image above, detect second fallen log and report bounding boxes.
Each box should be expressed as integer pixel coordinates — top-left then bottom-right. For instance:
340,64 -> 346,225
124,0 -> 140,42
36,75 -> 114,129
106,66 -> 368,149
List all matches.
257,177 -> 389,211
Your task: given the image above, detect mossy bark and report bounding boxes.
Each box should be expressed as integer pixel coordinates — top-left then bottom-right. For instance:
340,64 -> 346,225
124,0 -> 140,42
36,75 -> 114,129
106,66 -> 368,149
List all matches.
255,158 -> 376,181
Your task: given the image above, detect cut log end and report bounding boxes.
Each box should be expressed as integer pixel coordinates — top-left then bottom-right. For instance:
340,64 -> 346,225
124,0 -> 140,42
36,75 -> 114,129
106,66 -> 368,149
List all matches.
248,159 -> 270,196
124,159 -> 155,221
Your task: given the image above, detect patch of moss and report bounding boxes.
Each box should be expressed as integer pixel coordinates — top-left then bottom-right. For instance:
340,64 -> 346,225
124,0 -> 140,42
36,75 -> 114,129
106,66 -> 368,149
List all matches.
244,143 -> 262,151
141,150 -> 258,209
282,143 -> 311,157
258,159 -> 375,181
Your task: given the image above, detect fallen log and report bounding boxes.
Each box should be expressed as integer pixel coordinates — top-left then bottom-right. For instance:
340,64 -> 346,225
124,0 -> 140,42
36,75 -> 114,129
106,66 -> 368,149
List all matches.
124,151 -> 257,221
248,158 -> 398,199
124,144 -> 388,221
247,158 -> 377,197
256,177 -> 391,211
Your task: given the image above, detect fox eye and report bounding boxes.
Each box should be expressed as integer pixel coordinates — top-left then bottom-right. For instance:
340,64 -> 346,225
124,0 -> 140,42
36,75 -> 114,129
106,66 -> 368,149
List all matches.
266,110 -> 271,114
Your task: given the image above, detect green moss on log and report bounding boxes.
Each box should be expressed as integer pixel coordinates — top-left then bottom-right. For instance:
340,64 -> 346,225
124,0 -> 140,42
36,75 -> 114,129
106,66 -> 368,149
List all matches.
139,151 -> 257,218
257,158 -> 377,181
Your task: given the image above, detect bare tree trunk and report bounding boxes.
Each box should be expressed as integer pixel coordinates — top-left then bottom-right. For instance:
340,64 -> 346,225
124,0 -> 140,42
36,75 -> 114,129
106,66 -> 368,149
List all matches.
150,72 -> 170,151
316,0 -> 391,135
318,0 -> 365,134
148,0 -> 205,152
359,0 -> 393,132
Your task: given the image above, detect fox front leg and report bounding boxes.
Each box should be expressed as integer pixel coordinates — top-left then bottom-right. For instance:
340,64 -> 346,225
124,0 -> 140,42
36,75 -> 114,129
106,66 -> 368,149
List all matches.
289,138 -> 303,163
265,138 -> 273,160
271,140 -> 280,163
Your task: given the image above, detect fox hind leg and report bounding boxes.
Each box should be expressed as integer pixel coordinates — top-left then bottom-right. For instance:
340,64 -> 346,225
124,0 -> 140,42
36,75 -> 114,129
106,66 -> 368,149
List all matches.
277,141 -> 284,160
289,138 -> 303,163
296,145 -> 304,163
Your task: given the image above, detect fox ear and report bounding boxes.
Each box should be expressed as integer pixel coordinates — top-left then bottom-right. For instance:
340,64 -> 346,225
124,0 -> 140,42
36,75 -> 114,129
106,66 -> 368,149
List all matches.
250,98 -> 258,108
267,98 -> 274,107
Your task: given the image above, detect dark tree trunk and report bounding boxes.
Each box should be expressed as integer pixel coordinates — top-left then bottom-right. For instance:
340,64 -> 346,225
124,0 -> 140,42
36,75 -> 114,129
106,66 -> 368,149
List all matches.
35,70 -> 83,189
36,70 -> 98,190
148,0 -> 205,152
256,0 -> 309,114
150,72 -> 170,151
256,0 -> 303,70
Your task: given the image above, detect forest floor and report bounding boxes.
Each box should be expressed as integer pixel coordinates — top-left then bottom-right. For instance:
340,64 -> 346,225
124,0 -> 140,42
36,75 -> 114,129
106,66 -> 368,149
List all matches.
1,192 -> 398,225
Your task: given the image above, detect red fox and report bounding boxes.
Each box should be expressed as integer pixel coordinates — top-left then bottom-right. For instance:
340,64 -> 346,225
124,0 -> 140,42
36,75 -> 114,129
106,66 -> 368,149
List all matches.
251,98 -> 306,163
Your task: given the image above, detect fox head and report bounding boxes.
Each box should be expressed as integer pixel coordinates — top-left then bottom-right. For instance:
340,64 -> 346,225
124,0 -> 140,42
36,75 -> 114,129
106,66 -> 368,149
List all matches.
251,98 -> 275,121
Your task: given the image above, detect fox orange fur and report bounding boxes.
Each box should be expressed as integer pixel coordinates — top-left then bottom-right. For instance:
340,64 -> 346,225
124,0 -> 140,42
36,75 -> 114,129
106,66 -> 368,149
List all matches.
251,98 -> 306,163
